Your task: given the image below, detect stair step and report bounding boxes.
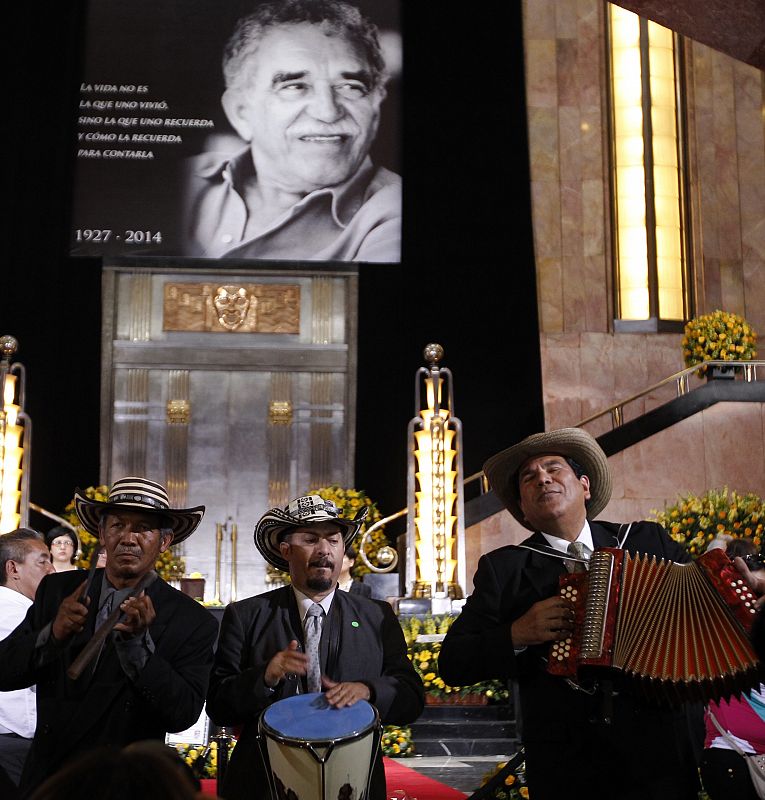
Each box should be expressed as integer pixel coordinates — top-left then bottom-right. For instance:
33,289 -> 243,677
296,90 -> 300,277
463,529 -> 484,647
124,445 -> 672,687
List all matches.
417,703 -> 514,721
410,720 -> 516,739
412,738 -> 520,757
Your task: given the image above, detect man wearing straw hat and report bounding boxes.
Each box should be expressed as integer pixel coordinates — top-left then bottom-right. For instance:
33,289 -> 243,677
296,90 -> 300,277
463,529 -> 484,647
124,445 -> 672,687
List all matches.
207,494 -> 424,800
0,477 -> 218,796
439,428 -> 702,800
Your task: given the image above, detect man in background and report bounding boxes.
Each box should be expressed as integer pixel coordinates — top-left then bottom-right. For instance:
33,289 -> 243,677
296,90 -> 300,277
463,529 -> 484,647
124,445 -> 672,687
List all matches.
338,542 -> 372,596
181,0 -> 401,262
0,529 -> 54,794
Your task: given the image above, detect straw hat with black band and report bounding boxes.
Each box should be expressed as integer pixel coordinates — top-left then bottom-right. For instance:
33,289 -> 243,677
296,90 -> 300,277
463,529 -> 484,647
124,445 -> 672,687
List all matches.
254,494 -> 368,573
74,477 -> 205,545
483,427 -> 613,531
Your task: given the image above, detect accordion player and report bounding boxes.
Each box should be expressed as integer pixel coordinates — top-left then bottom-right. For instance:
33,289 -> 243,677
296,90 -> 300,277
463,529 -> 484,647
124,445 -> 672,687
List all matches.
548,545 -> 764,704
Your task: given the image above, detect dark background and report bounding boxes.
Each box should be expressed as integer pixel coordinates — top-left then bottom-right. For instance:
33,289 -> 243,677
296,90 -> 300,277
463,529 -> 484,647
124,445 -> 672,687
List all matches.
1,1 -> 543,530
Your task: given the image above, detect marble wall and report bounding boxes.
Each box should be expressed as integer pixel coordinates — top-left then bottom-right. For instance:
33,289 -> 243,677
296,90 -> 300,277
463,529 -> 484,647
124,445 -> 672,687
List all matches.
459,3 -> 765,592
521,0 -> 765,426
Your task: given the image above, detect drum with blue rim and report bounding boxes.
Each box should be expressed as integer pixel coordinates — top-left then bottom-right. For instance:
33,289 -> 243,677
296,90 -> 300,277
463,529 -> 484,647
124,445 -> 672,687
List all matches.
259,692 -> 381,800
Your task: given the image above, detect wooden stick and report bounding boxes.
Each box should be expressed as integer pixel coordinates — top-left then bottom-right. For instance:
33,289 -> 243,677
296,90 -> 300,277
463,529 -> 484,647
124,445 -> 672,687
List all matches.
66,571 -> 158,680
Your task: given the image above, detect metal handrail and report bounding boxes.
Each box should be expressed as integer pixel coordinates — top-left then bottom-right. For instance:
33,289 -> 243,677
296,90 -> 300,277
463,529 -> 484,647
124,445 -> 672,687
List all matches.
28,502 -> 79,534
576,359 -> 763,430
367,360 -> 763,529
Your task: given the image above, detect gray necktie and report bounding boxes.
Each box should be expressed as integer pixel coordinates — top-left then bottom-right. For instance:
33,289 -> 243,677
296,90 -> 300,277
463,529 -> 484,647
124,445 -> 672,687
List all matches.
566,541 -> 589,573
304,603 -> 324,693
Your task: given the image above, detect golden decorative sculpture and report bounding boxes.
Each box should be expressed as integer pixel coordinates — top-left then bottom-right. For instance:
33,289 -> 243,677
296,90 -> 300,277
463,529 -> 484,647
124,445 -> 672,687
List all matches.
268,400 -> 293,426
163,283 -> 300,334
166,399 -> 191,425
213,285 -> 251,330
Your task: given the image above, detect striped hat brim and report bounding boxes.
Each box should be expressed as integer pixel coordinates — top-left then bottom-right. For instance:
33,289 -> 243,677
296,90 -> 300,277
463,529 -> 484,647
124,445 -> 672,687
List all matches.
74,477 -> 205,545
254,503 -> 367,572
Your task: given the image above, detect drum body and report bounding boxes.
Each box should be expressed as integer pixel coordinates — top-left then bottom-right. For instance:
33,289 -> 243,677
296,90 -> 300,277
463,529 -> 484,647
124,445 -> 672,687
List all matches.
259,693 -> 381,800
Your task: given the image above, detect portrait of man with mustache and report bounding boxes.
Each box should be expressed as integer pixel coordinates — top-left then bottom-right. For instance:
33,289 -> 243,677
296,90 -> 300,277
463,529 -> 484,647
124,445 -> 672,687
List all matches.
180,0 -> 402,263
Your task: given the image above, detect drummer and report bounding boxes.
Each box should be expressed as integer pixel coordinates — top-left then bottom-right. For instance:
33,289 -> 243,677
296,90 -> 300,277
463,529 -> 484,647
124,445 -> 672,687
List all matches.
207,495 -> 424,800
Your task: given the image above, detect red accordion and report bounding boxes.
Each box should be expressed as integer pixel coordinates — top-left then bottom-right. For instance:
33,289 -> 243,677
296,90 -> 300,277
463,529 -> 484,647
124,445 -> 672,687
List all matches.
548,547 -> 763,703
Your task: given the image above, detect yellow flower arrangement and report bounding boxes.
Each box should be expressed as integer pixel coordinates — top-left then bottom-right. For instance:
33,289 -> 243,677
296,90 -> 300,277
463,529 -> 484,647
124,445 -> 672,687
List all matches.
174,739 -> 235,778
682,310 -> 757,376
401,615 -> 510,702
651,486 -> 764,557
381,725 -> 415,757
480,756 -> 529,799
61,485 -> 185,581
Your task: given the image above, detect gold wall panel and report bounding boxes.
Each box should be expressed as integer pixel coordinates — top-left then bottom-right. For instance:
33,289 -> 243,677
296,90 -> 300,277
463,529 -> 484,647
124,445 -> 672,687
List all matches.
162,283 -> 300,334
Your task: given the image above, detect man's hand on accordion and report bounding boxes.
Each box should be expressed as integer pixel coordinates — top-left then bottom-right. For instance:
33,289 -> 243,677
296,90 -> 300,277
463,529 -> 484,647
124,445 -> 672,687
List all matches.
734,556 -> 765,607
511,596 -> 576,647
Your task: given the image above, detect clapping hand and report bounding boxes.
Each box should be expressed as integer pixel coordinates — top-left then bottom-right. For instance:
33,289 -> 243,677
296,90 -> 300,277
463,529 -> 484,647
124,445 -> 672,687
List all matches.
51,580 -> 90,642
265,640 -> 309,687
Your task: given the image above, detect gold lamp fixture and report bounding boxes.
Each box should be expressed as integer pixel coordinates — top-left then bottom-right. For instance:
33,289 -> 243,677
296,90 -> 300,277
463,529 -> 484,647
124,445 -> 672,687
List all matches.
406,343 -> 465,608
0,336 -> 31,534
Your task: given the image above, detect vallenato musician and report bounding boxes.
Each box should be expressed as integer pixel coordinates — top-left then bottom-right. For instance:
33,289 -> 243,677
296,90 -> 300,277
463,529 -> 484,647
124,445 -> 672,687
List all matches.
439,428 -> 706,800
206,495 -> 424,800
0,477 -> 218,797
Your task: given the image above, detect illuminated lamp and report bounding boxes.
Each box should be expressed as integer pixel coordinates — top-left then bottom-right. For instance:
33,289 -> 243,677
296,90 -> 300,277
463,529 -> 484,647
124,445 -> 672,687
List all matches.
0,336 -> 30,534
405,343 -> 465,611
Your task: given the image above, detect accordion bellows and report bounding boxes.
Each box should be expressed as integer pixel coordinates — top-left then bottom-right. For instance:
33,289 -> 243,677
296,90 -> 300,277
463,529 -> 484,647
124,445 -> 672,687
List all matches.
548,547 -> 763,704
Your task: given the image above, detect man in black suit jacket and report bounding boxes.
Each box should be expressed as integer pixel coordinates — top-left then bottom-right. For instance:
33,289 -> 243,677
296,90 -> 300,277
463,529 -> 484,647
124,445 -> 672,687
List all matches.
439,429 -> 702,800
0,477 -> 218,797
207,495 -> 424,800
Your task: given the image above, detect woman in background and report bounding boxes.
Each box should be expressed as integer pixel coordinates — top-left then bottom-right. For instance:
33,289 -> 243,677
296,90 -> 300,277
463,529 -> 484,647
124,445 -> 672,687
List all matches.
44,527 -> 79,573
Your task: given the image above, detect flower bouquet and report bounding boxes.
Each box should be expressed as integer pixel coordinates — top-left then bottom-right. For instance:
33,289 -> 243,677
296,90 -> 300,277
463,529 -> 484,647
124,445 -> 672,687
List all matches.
479,757 -> 529,799
681,310 -> 757,377
174,739 -> 235,779
651,486 -> 764,557
381,725 -> 415,757
402,615 -> 510,704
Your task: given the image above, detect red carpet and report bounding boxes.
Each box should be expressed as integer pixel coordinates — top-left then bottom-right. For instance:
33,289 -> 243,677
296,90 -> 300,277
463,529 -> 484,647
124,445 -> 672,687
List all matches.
384,756 -> 468,800
200,758 -> 468,799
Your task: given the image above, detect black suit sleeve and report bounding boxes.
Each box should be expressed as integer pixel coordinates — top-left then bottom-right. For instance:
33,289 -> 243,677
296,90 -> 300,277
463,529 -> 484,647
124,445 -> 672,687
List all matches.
439,552 -> 518,688
132,596 -> 218,733
206,601 -> 283,725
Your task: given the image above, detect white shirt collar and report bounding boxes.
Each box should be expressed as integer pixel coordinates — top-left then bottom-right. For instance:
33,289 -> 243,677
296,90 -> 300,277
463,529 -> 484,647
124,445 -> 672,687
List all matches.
292,585 -> 336,621
0,584 -> 33,608
541,520 -> 594,556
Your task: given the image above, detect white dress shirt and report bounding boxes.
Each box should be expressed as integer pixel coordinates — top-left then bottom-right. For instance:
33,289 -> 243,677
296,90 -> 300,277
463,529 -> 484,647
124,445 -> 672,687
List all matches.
0,585 -> 36,737
292,586 -> 335,629
542,520 -> 594,560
